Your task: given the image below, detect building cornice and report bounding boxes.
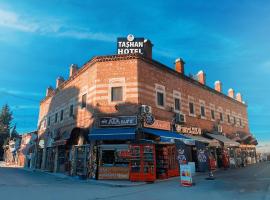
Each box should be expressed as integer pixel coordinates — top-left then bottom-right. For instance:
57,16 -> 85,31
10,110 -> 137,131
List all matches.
40,54 -> 247,107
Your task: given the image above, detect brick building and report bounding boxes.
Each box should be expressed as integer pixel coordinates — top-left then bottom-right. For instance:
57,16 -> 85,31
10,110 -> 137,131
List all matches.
36,36 -> 257,181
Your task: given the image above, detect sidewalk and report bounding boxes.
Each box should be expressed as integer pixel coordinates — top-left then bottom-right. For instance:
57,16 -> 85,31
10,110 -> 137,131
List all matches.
1,161 -> 217,187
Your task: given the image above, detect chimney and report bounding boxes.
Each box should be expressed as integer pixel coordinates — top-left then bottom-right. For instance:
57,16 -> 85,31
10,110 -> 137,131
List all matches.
197,70 -> 206,85
143,39 -> 153,59
215,81 -> 222,92
236,93 -> 242,102
46,86 -> 54,97
69,64 -> 78,77
175,58 -> 185,74
228,88 -> 235,98
56,76 -> 65,88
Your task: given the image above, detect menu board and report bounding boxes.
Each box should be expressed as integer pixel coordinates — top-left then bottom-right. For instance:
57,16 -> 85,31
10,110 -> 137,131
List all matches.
98,166 -> 129,180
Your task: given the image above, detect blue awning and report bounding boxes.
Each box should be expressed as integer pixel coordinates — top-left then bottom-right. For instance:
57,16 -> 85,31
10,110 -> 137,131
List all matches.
142,128 -> 189,142
89,128 -> 136,140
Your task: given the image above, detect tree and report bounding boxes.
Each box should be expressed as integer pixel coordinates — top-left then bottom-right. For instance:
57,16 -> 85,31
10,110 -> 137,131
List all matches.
0,104 -> 13,160
10,124 -> 18,139
0,104 -> 13,135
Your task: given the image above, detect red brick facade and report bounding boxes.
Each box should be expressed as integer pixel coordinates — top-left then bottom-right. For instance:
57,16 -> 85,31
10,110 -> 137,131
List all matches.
37,54 -> 251,140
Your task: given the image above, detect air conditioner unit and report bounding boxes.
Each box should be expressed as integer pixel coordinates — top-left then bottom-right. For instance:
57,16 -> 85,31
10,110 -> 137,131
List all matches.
175,113 -> 186,124
217,125 -> 223,133
140,105 -> 152,114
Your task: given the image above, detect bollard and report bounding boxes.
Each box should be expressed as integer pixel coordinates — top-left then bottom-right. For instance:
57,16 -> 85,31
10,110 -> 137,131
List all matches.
205,170 -> 215,180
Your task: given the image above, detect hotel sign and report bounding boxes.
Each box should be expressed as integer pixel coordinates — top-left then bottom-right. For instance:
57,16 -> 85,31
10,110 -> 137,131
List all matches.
99,116 -> 137,127
117,34 -> 144,55
175,125 -> 202,135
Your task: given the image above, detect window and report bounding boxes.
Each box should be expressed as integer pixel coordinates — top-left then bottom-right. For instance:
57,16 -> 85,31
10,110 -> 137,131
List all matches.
47,116 -> 51,126
220,112 -> 223,121
174,98 -> 180,111
101,150 -> 115,165
54,113 -> 58,123
60,110 -> 64,121
239,118 -> 242,126
111,87 -> 123,102
200,106 -> 205,118
211,110 -> 215,120
227,114 -> 230,123
189,102 -> 195,115
69,105 -> 74,117
81,94 -> 87,108
157,91 -> 164,107
233,116 -> 236,124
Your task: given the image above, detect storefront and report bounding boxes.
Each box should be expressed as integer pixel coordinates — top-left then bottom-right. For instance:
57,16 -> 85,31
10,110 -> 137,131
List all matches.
205,132 -> 240,169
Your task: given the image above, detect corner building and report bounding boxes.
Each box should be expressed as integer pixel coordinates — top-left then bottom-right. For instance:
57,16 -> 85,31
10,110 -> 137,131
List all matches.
36,38 -> 257,181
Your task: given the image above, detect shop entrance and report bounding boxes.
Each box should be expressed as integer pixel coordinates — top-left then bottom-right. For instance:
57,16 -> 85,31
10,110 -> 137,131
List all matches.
72,145 -> 90,176
45,147 -> 55,172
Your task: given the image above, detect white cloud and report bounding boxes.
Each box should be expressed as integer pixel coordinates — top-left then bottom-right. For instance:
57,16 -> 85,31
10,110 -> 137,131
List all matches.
11,105 -> 39,110
0,8 -> 116,42
0,88 -> 42,97
0,9 -> 38,32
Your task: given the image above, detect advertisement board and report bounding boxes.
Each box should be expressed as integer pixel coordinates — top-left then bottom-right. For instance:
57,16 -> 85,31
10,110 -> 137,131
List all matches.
180,164 -> 193,186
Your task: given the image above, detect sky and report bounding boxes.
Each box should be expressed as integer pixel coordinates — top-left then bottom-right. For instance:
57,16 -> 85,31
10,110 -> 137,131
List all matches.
0,0 -> 269,145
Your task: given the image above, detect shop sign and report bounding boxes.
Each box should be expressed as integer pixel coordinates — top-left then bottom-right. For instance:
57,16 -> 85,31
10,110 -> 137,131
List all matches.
175,125 -> 202,135
99,116 -> 137,127
144,113 -> 155,125
98,166 -> 129,180
117,34 -> 144,55
144,119 -> 171,131
180,164 -> 193,186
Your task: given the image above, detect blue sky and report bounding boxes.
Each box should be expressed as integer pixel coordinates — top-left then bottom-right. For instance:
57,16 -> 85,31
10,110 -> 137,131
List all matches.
0,0 -> 269,144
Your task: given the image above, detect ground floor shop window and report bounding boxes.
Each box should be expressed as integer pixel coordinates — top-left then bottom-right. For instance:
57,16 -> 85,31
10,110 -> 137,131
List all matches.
98,145 -> 130,180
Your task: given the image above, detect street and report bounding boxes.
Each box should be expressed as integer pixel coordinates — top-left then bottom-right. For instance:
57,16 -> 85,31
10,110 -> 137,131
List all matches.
0,162 -> 269,200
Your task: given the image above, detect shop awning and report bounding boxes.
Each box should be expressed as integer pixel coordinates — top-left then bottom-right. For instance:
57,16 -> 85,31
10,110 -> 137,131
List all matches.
142,128 -> 189,142
187,135 -> 221,147
89,128 -> 136,140
205,133 -> 240,147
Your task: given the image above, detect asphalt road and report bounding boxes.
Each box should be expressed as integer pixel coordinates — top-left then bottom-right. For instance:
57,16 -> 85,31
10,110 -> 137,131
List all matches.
0,162 -> 269,200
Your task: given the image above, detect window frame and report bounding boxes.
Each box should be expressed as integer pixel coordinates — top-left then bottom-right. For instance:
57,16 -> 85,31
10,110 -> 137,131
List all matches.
155,84 -> 166,109
60,109 -> 64,121
69,104 -> 74,118
173,90 -> 181,113
81,93 -> 87,108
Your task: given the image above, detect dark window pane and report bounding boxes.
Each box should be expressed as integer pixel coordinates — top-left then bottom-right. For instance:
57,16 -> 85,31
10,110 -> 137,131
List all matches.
101,150 -> 115,166
82,94 -> 87,108
227,115 -> 230,123
211,110 -> 215,119
48,117 -> 51,126
60,110 -> 64,121
55,113 -> 58,123
69,105 -> 74,117
189,102 -> 194,114
174,98 -> 180,111
201,106 -> 205,117
111,87 -> 123,102
157,92 -> 164,106
220,112 -> 223,121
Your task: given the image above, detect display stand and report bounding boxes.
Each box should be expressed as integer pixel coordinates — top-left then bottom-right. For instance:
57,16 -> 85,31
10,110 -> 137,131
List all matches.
156,144 -> 179,179
129,144 -> 156,182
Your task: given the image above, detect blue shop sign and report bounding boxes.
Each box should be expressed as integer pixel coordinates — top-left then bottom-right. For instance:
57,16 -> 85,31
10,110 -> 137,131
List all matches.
99,116 -> 137,127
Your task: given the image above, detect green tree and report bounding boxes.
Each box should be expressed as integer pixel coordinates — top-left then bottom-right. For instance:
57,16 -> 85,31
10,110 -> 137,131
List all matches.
0,104 -> 13,134
10,124 -> 18,139
0,104 -> 13,160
